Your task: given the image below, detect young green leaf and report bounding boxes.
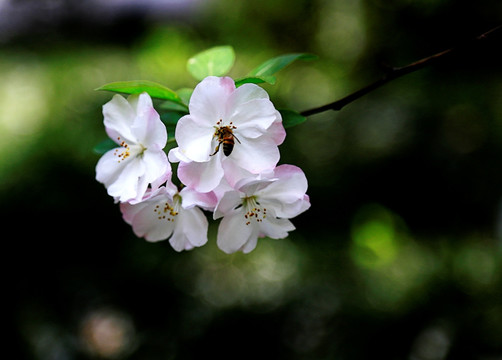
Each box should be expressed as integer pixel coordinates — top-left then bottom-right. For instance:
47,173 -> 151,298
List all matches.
234,75 -> 277,87
93,138 -> 117,155
176,88 -> 194,105
96,80 -> 186,107
248,53 -> 318,77
279,109 -> 307,128
187,46 -> 235,81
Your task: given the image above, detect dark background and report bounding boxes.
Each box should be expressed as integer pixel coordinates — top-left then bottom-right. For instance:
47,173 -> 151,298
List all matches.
3,0 -> 502,359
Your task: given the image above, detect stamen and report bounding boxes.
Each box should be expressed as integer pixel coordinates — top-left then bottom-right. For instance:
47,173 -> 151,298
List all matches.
152,195 -> 181,223
113,137 -> 146,163
114,137 -> 131,163
242,195 -> 267,226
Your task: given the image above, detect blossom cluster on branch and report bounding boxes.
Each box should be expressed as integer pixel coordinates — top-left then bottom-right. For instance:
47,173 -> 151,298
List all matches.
95,48 -> 311,253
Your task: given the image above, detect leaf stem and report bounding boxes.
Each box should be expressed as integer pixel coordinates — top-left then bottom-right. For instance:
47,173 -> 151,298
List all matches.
300,25 -> 502,117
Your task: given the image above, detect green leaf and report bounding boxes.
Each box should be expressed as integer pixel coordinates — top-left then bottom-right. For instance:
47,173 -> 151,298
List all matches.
160,101 -> 189,112
187,45 -> 235,81
234,75 -> 277,87
93,138 -> 117,155
96,80 -> 185,106
279,109 -> 307,129
160,88 -> 193,112
176,88 -> 194,104
248,53 -> 318,77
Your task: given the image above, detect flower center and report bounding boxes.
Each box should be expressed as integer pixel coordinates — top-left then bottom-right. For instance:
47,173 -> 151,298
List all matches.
242,195 -> 267,226
113,137 -> 146,163
153,195 -> 181,222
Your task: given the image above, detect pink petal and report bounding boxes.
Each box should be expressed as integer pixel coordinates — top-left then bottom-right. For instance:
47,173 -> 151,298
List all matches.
177,157 -> 224,193
189,76 -> 235,124
180,187 -> 218,212
257,164 -> 308,204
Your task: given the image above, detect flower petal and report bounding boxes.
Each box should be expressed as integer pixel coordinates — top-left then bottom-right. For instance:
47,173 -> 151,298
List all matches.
120,189 -> 176,242
216,209 -> 258,254
226,83 -> 276,135
170,206 -> 208,251
180,187 -> 218,212
241,236 -> 259,254
213,190 -> 242,219
102,94 -> 136,143
175,115 -> 214,162
225,134 -> 279,174
142,149 -> 170,184
168,147 -> 191,163
131,93 -> 167,148
268,112 -> 286,145
257,164 -> 308,203
177,156 -> 224,193
96,148 -> 124,188
189,76 -> 235,124
259,216 -> 295,239
98,153 -> 146,202
229,98 -> 277,137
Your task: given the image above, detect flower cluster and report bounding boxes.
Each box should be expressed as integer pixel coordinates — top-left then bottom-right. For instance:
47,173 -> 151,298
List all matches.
96,76 -> 310,253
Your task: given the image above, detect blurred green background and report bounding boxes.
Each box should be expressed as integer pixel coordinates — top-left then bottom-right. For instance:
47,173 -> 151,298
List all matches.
3,0 -> 502,359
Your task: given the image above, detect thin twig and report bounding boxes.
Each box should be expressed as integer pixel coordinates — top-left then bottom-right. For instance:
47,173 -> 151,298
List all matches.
300,25 -> 502,117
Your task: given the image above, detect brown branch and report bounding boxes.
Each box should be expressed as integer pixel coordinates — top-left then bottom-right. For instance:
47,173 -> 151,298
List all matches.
300,25 -> 502,117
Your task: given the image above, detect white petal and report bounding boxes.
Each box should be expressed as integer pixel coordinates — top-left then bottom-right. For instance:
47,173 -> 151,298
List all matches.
142,149 -> 170,184
101,154 -> 146,202
229,98 -> 277,137
260,196 -> 311,219
169,232 -> 194,252
217,210 -> 257,254
213,190 -> 242,219
260,216 -> 295,239
103,94 -> 136,143
171,206 -> 208,250
168,147 -> 191,163
131,93 -> 167,148
150,169 -> 173,192
227,135 -> 279,174
95,148 -> 124,187
241,236 -> 259,254
175,115 -> 214,162
229,83 -> 270,105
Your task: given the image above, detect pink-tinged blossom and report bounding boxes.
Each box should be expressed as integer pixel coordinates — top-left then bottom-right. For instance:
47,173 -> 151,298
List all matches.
96,93 -> 170,203
168,76 -> 286,193
120,181 -> 213,252
213,165 -> 311,254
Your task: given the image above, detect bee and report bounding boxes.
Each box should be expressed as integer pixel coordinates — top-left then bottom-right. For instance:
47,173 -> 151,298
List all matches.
210,125 -> 241,157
